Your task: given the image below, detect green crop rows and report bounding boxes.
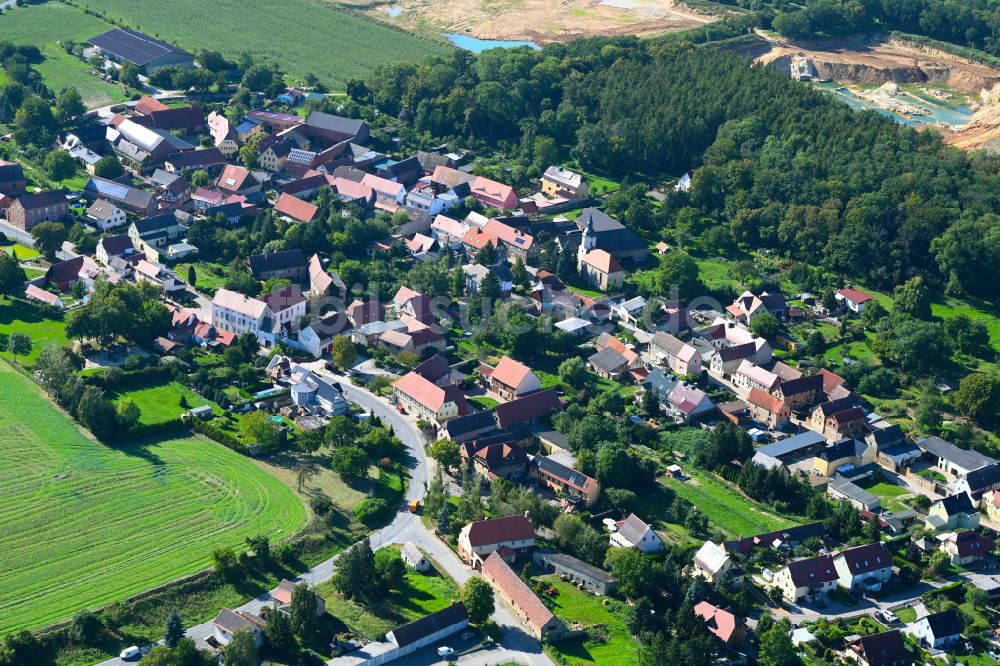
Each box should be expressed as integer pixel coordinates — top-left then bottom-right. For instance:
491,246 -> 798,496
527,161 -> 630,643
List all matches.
0,362 -> 306,633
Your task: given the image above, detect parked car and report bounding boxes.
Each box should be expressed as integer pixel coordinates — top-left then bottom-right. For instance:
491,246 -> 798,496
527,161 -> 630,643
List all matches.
119,646 -> 141,661
437,646 -> 455,659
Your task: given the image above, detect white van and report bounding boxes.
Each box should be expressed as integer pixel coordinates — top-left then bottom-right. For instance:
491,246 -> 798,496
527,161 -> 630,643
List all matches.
119,646 -> 141,660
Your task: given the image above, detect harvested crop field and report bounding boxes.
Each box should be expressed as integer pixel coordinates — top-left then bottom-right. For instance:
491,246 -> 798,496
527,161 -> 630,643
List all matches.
352,0 -> 712,43
0,362 -> 306,633
61,0 -> 449,86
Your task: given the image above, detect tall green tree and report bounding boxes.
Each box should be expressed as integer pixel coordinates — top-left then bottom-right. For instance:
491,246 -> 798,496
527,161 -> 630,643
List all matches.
893,276 -> 932,319
333,538 -> 378,603
164,608 -> 184,648
0,252 -> 26,297
222,629 -> 257,666
30,221 -> 68,260
44,148 -> 76,184
460,577 -> 495,624
6,332 -> 31,363
264,604 -> 297,658
55,87 -> 85,123
289,584 -> 322,641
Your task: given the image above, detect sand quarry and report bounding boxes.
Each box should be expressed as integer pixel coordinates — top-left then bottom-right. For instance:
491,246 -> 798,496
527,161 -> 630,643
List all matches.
350,0 -> 713,42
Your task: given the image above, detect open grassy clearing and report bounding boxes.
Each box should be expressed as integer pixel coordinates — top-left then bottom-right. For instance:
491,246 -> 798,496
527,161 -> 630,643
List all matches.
541,576 -> 638,666
111,380 -> 220,425
67,0 -> 450,87
174,260 -> 229,293
0,298 -> 71,365
316,556 -> 459,639
0,3 -> 132,108
0,240 -> 40,261
862,481 -> 912,512
660,469 -> 795,537
0,361 -> 306,633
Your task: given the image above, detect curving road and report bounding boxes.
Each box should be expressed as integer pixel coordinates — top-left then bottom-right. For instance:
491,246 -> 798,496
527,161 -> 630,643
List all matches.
96,364 -> 552,666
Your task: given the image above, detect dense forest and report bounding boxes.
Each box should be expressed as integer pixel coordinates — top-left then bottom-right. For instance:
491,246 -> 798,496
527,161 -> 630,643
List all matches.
357,39 -> 1000,297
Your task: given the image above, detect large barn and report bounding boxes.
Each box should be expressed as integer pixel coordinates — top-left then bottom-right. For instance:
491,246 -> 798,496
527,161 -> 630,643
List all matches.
88,28 -> 195,73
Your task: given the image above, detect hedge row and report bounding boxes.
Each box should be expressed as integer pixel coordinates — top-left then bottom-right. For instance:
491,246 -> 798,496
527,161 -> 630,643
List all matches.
85,364 -> 178,391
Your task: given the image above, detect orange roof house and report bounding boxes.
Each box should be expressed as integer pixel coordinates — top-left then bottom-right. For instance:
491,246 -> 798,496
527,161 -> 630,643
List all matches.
274,193 -> 319,223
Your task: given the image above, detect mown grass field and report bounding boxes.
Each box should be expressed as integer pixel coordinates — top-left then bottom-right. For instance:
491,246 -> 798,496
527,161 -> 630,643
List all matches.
0,361 -> 306,632
0,3 -> 131,107
661,469 -> 795,537
111,380 -> 219,425
0,298 -> 71,365
542,576 -> 638,666
66,0 -> 451,86
316,553 -> 459,639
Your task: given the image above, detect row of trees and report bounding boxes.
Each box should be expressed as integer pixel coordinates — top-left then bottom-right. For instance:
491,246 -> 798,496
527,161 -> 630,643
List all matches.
33,345 -> 141,441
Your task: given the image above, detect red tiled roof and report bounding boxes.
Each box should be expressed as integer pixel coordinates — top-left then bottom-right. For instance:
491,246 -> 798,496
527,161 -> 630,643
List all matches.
785,554 -> 837,588
837,288 -> 874,304
394,371 -> 468,415
491,356 -> 534,390
693,601 -> 740,644
836,542 -> 891,575
493,388 -> 563,429
747,387 -> 786,414
481,552 -> 554,632
274,193 -> 318,223
465,515 -> 535,547
817,368 -> 847,394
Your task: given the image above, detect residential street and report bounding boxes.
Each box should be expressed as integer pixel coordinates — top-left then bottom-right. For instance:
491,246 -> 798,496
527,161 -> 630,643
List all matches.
96,369 -> 553,666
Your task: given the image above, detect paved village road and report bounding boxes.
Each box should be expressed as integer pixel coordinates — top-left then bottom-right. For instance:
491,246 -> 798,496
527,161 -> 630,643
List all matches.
96,368 -> 553,666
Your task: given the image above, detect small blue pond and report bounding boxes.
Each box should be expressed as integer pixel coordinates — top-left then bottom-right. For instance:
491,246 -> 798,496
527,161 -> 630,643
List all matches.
445,33 -> 540,52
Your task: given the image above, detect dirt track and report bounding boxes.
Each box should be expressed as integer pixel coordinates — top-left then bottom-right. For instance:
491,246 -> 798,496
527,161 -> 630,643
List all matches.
348,0 -> 713,42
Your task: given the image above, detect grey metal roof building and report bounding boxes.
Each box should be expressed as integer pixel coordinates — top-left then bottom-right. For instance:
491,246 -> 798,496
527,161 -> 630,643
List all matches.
89,28 -> 194,72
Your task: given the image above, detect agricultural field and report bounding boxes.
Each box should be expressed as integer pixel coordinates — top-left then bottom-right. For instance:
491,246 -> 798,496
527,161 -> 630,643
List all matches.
660,469 -> 795,537
541,575 -> 638,666
316,553 -> 459,639
111,380 -> 220,425
0,299 -> 71,365
0,362 -> 306,632
0,3 -> 131,108
63,0 -> 450,87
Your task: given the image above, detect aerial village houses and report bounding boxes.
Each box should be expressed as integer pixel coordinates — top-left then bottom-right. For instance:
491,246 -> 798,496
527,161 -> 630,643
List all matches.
480,553 -> 565,641
836,287 -> 874,313
845,630 -> 910,666
6,191 -> 67,231
457,514 -> 535,567
694,602 -> 747,648
772,555 -> 838,603
691,541 -> 743,586
541,165 -> 589,200
393,371 -> 469,426
483,356 -> 541,401
650,332 -> 702,377
0,160 -> 27,196
746,388 -> 791,429
912,610 -> 963,650
610,514 -> 663,553
533,551 -> 616,595
939,530 -> 996,566
529,456 -> 600,507
925,493 -> 981,531
833,542 -> 893,592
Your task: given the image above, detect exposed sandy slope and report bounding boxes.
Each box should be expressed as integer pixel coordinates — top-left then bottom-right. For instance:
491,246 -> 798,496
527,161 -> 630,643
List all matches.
345,0 -> 712,43
746,32 -> 1000,150
752,33 -> 1000,94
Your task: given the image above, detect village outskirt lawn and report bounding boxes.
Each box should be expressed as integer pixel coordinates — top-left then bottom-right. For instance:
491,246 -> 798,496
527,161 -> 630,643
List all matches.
541,576 -> 638,666
0,3 -> 132,108
0,298 -> 71,365
0,361 -> 306,633
111,379 -> 220,425
316,558 -> 459,640
660,469 -> 795,537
